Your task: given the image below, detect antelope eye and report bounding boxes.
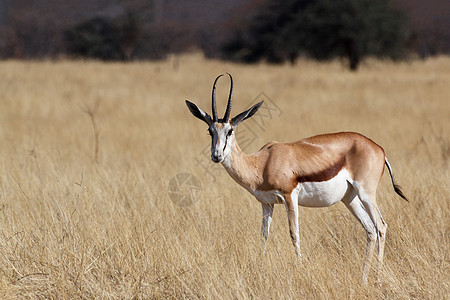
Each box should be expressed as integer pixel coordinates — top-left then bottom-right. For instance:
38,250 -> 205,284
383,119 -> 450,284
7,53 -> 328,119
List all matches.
227,129 -> 233,137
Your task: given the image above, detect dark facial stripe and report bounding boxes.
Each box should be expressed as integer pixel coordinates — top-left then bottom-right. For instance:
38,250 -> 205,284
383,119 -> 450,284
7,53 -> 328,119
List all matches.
223,137 -> 228,153
297,156 -> 346,183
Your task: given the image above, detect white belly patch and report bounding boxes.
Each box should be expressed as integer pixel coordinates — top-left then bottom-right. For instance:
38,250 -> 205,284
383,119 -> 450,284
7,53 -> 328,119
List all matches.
252,169 -> 352,207
296,169 -> 352,207
252,189 -> 284,204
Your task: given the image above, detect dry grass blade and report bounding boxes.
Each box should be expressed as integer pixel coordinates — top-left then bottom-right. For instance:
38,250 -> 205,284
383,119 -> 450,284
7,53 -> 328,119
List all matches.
0,55 -> 448,298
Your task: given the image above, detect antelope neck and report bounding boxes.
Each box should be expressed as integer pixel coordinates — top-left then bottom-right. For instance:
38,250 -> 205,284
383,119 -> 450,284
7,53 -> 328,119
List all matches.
221,137 -> 262,191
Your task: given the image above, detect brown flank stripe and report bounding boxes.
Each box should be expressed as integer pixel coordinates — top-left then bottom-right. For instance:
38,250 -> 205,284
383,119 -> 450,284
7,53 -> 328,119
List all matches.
297,156 -> 346,183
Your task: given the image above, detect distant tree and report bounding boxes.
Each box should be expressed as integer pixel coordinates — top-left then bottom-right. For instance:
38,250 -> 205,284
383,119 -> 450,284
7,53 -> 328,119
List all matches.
222,0 -> 410,70
65,11 -> 142,61
222,0 -> 312,64
301,0 -> 410,70
65,17 -> 121,60
117,11 -> 141,61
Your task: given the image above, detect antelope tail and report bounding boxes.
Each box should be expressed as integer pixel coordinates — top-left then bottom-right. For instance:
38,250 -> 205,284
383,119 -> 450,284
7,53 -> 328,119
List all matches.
385,158 -> 408,202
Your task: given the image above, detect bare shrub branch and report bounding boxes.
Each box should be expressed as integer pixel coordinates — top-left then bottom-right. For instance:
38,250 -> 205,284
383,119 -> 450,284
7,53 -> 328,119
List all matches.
81,100 -> 100,163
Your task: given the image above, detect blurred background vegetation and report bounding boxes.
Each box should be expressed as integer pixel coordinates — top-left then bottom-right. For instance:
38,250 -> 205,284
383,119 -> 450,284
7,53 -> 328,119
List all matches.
0,0 -> 448,70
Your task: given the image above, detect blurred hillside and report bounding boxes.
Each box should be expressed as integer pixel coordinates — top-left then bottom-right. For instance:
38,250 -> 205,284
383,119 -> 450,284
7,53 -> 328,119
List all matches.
0,0 -> 448,60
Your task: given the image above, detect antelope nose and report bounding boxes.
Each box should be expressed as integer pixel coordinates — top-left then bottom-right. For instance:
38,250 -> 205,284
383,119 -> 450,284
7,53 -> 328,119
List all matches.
211,153 -> 221,163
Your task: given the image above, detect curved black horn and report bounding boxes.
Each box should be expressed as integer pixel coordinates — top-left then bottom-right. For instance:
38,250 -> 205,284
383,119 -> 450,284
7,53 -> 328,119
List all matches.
223,73 -> 233,122
211,74 -> 223,122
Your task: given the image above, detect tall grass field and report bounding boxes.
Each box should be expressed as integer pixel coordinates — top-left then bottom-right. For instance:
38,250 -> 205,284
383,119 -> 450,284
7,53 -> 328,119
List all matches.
0,54 -> 448,298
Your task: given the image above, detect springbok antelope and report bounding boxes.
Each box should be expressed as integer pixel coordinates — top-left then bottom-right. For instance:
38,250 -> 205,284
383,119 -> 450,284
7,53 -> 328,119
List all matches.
185,73 -> 408,283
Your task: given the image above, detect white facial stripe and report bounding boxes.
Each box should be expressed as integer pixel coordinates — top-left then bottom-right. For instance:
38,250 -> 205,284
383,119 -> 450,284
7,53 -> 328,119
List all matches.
209,123 -> 233,163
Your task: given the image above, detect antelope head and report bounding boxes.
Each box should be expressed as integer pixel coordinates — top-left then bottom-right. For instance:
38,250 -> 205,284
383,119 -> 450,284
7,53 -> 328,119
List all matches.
186,73 -> 263,163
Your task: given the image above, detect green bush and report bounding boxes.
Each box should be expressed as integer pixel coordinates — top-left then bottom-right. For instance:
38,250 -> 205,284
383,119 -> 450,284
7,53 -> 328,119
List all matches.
222,0 -> 410,70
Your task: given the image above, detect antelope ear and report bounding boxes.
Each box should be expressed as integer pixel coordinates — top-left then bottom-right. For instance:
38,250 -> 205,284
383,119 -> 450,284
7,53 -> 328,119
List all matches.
230,101 -> 263,127
185,100 -> 213,125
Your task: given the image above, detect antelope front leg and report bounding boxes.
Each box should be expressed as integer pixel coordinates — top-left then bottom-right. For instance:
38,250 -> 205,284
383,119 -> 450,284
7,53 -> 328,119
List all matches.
284,192 -> 301,261
261,203 -> 274,252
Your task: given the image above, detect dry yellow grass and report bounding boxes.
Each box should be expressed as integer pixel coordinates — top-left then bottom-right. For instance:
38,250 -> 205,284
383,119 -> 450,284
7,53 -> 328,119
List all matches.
0,54 -> 448,298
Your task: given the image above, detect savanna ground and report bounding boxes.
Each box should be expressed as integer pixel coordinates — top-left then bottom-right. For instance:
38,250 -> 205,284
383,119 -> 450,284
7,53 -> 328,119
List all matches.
0,53 -> 448,298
